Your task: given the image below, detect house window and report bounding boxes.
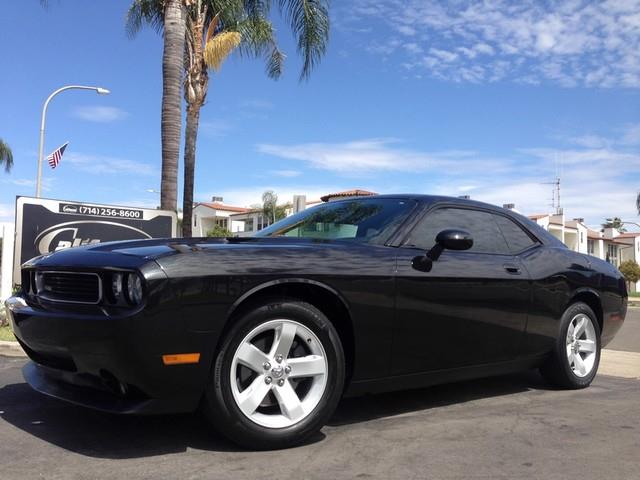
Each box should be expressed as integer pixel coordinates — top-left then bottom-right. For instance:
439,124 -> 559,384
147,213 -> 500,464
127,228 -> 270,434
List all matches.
257,214 -> 270,231
587,239 -> 595,255
580,232 -> 584,243
215,218 -> 228,229
244,218 -> 254,231
606,244 -> 619,266
194,214 -> 197,227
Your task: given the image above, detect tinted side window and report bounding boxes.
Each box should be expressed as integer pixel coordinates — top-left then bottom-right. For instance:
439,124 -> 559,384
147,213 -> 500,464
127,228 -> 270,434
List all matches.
406,208 -> 510,254
493,215 -> 537,253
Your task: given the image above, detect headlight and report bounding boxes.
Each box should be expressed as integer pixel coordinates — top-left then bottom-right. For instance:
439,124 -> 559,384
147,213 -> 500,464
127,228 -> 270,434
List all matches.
34,272 -> 44,294
126,273 -> 143,305
111,273 -> 124,300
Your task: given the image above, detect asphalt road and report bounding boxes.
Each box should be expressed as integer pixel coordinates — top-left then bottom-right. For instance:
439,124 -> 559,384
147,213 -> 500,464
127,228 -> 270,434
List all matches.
0,310 -> 639,480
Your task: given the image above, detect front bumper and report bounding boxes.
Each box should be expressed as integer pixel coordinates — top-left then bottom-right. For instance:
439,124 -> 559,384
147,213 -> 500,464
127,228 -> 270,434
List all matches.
5,295 -> 218,415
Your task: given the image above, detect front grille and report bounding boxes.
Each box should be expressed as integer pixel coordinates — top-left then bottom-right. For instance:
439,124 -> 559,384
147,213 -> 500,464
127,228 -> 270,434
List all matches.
36,271 -> 102,304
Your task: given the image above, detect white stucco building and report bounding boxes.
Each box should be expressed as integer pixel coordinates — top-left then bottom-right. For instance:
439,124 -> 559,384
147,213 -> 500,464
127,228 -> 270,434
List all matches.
528,212 -> 640,291
191,201 -> 250,236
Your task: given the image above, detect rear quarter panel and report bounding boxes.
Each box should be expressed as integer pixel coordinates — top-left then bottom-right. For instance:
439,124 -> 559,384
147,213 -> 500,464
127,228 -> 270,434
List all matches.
520,246 -> 626,355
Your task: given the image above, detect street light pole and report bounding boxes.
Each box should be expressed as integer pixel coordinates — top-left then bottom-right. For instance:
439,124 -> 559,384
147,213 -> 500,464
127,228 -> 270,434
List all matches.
622,221 -> 640,231
36,85 -> 110,197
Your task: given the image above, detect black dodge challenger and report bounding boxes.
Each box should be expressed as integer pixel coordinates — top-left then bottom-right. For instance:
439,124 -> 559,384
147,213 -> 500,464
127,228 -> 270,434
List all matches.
6,195 -> 627,449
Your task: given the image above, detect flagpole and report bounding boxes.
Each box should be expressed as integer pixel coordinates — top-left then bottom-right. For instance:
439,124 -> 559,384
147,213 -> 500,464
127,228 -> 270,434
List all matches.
36,85 -> 110,198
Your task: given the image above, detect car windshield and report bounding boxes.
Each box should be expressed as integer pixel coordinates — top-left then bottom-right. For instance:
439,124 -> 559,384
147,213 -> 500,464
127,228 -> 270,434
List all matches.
255,198 -> 415,244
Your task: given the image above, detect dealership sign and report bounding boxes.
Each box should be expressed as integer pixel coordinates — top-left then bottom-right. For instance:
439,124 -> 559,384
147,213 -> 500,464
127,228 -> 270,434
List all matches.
13,196 -> 177,283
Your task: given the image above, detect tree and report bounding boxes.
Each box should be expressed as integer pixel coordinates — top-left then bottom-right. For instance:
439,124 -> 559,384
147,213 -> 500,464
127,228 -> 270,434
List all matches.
262,190 -> 278,224
602,217 -> 627,233
206,224 -> 232,237
180,0 -> 329,236
619,260 -> 640,290
636,192 -> 640,215
0,138 -> 13,172
127,0 -> 187,212
128,0 -> 330,235
181,2 -> 243,237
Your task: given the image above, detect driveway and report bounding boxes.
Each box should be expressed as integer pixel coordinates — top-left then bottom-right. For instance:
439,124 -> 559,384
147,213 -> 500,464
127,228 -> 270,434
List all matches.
0,309 -> 639,479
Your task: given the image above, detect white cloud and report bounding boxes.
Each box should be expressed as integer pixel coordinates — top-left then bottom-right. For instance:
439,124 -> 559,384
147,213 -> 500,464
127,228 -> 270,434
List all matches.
0,203 -> 14,221
257,135 -> 640,225
240,99 -> 273,110
1,177 -> 54,192
65,152 -> 157,176
270,170 -> 302,178
258,139 -> 509,175
343,0 -> 640,87
201,119 -> 233,138
197,185 -> 357,208
72,106 -> 129,123
567,135 -> 610,149
621,124 -> 640,145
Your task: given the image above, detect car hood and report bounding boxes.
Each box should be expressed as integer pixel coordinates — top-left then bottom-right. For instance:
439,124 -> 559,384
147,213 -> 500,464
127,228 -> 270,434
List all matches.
23,237 -> 350,270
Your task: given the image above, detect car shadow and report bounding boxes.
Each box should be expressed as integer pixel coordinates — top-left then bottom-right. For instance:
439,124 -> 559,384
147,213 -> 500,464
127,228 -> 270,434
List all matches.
0,370 -> 549,459
330,369 -> 550,426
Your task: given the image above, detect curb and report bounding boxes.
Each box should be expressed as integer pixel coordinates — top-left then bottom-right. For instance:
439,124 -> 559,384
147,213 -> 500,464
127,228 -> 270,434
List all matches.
0,340 -> 26,358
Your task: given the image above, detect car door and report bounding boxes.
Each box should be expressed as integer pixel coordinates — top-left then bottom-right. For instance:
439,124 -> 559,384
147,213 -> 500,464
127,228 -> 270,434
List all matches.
391,206 -> 532,375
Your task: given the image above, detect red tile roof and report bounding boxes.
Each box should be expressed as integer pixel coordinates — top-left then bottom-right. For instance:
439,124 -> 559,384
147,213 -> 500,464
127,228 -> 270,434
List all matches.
197,202 -> 250,213
618,232 -> 640,238
320,189 -> 378,202
528,214 -> 549,220
587,230 -> 602,239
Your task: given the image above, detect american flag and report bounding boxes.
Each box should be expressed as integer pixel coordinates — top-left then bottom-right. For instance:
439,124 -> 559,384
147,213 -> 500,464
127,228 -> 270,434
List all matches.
47,142 -> 68,169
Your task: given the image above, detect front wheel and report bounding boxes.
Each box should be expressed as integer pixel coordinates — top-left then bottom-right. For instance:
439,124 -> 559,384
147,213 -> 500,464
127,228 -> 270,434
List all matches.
202,299 -> 345,449
540,302 -> 601,389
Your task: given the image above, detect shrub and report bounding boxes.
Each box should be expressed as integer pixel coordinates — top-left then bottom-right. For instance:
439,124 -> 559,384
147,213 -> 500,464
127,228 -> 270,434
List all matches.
206,225 -> 232,238
619,259 -> 640,290
0,303 -> 7,328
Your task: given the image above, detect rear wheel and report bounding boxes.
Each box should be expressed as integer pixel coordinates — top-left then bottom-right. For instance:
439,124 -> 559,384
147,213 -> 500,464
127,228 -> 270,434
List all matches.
202,299 -> 345,449
540,302 -> 601,389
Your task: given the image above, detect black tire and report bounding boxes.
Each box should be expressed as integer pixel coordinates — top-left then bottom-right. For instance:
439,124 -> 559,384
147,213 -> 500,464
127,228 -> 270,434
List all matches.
202,298 -> 345,450
540,302 -> 601,389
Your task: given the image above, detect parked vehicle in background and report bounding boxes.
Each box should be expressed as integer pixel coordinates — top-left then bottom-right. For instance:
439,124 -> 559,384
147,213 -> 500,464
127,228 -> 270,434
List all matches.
5,195 -> 627,449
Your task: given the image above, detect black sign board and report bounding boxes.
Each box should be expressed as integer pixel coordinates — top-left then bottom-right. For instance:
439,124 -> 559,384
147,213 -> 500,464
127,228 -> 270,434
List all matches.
13,196 -> 177,284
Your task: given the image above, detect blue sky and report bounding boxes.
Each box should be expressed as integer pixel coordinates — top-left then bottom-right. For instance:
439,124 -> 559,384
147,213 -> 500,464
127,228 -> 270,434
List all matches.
1,0 -> 640,228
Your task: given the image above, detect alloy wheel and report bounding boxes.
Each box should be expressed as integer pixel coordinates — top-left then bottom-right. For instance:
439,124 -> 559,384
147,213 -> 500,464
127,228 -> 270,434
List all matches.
230,319 -> 328,428
565,313 -> 597,378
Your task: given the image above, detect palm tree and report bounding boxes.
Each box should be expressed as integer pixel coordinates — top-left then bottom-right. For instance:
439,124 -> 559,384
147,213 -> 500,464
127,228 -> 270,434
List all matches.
181,2 -> 242,237
180,0 -> 329,236
128,0 -> 330,236
127,0 -> 186,212
636,191 -> 640,215
0,138 -> 13,172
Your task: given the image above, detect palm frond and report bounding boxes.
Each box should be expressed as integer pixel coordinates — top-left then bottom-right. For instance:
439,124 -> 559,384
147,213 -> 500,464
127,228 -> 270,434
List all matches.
243,0 -> 271,20
204,31 -> 242,71
0,139 -> 14,173
205,13 -> 220,45
266,44 -> 285,79
277,0 -> 329,80
236,16 -> 274,56
125,0 -> 164,38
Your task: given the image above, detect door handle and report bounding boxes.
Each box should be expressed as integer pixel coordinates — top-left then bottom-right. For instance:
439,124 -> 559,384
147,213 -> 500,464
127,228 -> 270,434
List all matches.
503,264 -> 521,274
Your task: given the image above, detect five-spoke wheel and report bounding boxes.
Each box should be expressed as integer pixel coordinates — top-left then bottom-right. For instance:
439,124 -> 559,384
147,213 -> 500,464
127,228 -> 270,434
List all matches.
541,302 -> 601,389
230,319 -> 328,428
203,299 -> 345,449
565,313 -> 597,378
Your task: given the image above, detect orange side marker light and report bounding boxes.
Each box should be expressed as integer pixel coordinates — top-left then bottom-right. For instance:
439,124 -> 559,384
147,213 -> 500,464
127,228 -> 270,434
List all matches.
162,353 -> 201,365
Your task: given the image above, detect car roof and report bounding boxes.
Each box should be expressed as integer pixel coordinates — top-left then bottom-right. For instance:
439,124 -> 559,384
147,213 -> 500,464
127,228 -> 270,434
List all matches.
328,194 -> 566,248
331,193 -> 504,211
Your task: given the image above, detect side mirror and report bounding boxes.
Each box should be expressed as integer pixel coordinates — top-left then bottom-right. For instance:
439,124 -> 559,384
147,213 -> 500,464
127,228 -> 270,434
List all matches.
435,229 -> 473,251
412,229 -> 473,272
